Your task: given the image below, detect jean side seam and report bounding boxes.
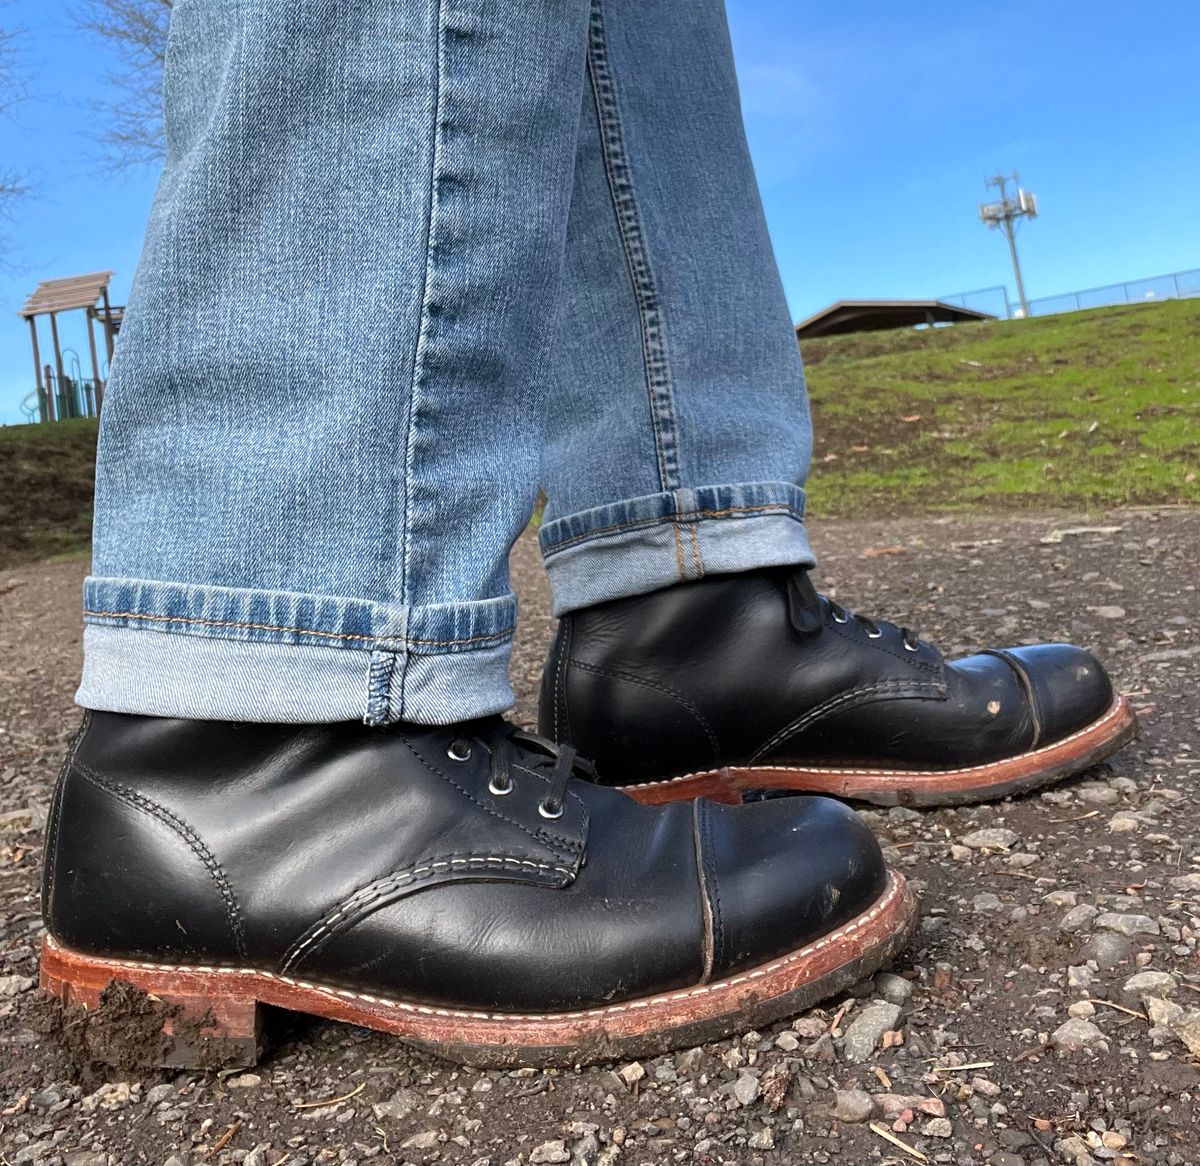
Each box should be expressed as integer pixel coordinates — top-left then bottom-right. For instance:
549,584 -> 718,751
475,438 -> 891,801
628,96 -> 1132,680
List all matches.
542,501 -> 805,555
402,0 -> 447,619
586,0 -> 681,494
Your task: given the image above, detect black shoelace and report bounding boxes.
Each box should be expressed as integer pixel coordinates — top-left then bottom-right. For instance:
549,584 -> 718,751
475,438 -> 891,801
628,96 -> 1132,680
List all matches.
447,722 -> 594,821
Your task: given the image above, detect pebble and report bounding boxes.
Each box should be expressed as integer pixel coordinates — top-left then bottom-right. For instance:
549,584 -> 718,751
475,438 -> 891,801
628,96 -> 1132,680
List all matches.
732,1072 -> 760,1107
874,972 -> 914,1004
921,1117 -> 953,1138
529,1140 -> 569,1164
401,1131 -> 440,1150
1094,912 -> 1160,936
841,1001 -> 903,1062
0,975 -> 35,997
1060,904 -> 1099,932
748,1128 -> 775,1150
832,1089 -> 875,1123
973,892 -> 1002,911
1122,971 -> 1177,995
961,828 -> 1019,850
1077,932 -> 1133,968
226,1072 -> 262,1088
618,1061 -> 645,1086
1051,1018 -> 1107,1051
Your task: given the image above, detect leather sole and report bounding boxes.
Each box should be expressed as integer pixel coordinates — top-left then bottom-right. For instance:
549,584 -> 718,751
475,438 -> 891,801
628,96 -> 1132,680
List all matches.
620,693 -> 1138,808
38,871 -> 916,1069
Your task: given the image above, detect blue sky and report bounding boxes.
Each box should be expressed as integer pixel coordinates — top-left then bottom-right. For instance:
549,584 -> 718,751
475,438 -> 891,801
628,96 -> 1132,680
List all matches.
2,0 -> 1198,423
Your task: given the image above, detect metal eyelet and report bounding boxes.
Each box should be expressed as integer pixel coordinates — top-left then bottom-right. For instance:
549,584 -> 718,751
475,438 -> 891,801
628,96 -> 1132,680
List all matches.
488,774 -> 514,797
538,799 -> 564,820
447,740 -> 472,762
867,629 -> 883,639
832,611 -> 850,624
904,641 -> 920,652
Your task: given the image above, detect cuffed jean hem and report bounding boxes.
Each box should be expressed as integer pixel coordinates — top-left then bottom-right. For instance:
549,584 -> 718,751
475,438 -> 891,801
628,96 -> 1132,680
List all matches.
538,482 -> 817,616
77,577 -> 517,725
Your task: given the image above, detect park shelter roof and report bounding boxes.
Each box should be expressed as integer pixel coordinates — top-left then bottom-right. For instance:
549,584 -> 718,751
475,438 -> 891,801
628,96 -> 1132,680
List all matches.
795,299 -> 994,339
18,271 -> 114,319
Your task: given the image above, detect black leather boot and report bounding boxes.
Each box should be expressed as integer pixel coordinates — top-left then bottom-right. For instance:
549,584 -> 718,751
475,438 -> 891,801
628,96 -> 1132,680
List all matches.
40,710 -> 915,1068
539,567 -> 1137,807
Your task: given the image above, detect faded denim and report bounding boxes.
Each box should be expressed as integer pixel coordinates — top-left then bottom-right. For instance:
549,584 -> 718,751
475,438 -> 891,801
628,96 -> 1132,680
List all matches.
80,0 -> 815,726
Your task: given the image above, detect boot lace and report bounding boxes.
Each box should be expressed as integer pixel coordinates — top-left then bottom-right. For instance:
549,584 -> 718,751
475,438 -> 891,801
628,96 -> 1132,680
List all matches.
445,721 -> 594,821
825,598 -> 922,652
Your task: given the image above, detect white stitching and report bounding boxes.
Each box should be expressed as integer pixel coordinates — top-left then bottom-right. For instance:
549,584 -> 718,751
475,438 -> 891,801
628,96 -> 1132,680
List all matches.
46,874 -> 905,1022
619,695 -> 1130,791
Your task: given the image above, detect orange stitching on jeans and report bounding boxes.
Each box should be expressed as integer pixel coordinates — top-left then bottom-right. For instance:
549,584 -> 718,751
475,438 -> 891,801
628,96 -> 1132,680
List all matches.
687,522 -> 702,574
671,523 -> 686,579
83,609 -> 513,649
543,502 -> 803,553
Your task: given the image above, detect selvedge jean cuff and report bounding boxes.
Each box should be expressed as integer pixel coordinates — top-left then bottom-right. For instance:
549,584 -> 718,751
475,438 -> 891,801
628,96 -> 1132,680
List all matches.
539,482 -> 816,616
77,578 -> 516,726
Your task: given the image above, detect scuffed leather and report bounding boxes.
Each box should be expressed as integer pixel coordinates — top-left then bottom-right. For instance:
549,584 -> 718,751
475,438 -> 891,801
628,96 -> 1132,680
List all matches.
540,568 -> 1114,784
43,711 -> 888,1012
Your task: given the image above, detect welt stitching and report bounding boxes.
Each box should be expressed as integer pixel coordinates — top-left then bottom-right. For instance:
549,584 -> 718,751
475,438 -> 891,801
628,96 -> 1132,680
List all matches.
283,853 -> 572,973
586,0 -> 680,492
567,658 -> 721,762
750,679 -> 944,763
553,619 -> 573,745
72,761 -> 247,959
399,737 -> 579,862
83,609 -> 512,649
543,502 -> 803,553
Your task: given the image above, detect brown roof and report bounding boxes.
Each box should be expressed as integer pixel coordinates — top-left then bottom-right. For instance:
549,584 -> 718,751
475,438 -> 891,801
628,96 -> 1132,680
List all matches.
18,271 -> 114,318
795,299 -> 994,339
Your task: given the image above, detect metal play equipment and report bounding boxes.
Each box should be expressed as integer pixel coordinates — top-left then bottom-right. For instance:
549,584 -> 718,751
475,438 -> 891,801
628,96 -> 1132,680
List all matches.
17,271 -> 124,423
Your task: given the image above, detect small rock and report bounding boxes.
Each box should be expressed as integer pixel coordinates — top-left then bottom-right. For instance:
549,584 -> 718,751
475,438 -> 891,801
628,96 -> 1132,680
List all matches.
0,975 -> 35,998
1108,813 -> 1140,832
873,972 -> 914,1005
1145,996 -> 1185,1029
922,1117 -> 954,1138
618,1061 -> 645,1087
226,1073 -> 262,1088
748,1129 -> 775,1150
1051,1018 -> 1106,1051
1077,932 -> 1132,969
1094,912 -> 1160,937
1176,1012 -> 1200,1055
1169,873 -> 1200,893
145,1083 -> 177,1106
773,1032 -> 800,1052
1091,605 -> 1126,620
732,1072 -> 760,1107
1067,1000 -> 1096,1018
973,892 -> 1002,911
373,1089 -> 418,1121
832,1089 -> 875,1123
529,1141 -> 570,1165
401,1131 -> 441,1151
82,1081 -> 132,1112
1066,965 -> 1095,990
961,828 -> 1019,850
1123,971 -> 1176,996
971,1076 -> 1002,1098
1059,904 -> 1099,932
841,1001 -> 903,1062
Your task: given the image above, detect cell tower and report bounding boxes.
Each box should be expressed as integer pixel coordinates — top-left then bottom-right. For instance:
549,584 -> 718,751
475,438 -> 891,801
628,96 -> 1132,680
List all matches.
979,172 -> 1038,318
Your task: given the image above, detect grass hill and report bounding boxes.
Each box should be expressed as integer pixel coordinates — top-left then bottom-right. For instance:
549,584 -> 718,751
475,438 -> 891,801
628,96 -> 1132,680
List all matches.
0,298 -> 1196,569
802,297 -> 1199,517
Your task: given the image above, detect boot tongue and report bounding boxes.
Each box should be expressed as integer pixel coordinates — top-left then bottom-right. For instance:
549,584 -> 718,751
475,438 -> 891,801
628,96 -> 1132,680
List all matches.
783,568 -> 824,637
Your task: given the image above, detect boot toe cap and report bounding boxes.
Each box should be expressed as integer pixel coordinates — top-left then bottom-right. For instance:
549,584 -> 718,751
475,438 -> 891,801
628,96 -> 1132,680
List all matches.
999,643 -> 1114,745
702,795 -> 889,979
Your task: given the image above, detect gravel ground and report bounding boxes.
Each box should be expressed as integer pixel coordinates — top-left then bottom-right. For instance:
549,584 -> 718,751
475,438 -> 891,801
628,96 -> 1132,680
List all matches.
1,508 -> 1197,1166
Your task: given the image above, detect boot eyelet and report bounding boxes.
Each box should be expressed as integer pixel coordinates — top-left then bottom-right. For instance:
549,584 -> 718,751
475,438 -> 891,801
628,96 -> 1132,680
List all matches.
488,775 -> 514,796
904,641 -> 920,652
538,798 -> 564,820
832,612 -> 850,624
447,740 -> 472,762
867,629 -> 883,639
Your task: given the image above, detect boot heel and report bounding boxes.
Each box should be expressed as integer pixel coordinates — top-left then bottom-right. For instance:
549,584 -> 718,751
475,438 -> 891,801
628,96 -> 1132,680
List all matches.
39,936 -> 263,1070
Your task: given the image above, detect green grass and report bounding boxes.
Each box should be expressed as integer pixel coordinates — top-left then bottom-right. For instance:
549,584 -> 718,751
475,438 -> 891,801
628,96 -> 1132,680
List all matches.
1,300 -> 1197,570
0,417 -> 99,569
801,298 -> 1200,518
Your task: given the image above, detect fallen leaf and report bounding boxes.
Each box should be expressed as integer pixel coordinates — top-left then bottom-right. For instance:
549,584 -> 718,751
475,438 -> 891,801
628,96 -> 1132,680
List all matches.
861,545 -> 907,558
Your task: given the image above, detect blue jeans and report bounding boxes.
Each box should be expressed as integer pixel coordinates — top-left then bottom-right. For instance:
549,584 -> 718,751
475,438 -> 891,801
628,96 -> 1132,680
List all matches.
79,0 -> 815,726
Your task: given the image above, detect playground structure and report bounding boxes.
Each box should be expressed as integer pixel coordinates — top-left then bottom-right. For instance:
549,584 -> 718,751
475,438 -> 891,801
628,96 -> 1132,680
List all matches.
18,271 -> 124,423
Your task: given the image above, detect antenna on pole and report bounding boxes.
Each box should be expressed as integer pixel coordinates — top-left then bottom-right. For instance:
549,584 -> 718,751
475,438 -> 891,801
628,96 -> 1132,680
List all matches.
979,172 -> 1037,318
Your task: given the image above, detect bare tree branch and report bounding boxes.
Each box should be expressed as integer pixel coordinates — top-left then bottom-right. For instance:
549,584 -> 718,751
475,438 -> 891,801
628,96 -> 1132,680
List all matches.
0,8 -> 31,263
75,0 -> 172,170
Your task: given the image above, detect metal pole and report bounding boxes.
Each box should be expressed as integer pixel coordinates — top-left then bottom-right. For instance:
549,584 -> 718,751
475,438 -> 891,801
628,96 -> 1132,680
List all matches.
43,364 -> 56,422
100,288 -> 116,362
1004,216 -> 1030,318
85,308 -> 103,417
27,317 -> 47,423
48,313 -> 68,420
